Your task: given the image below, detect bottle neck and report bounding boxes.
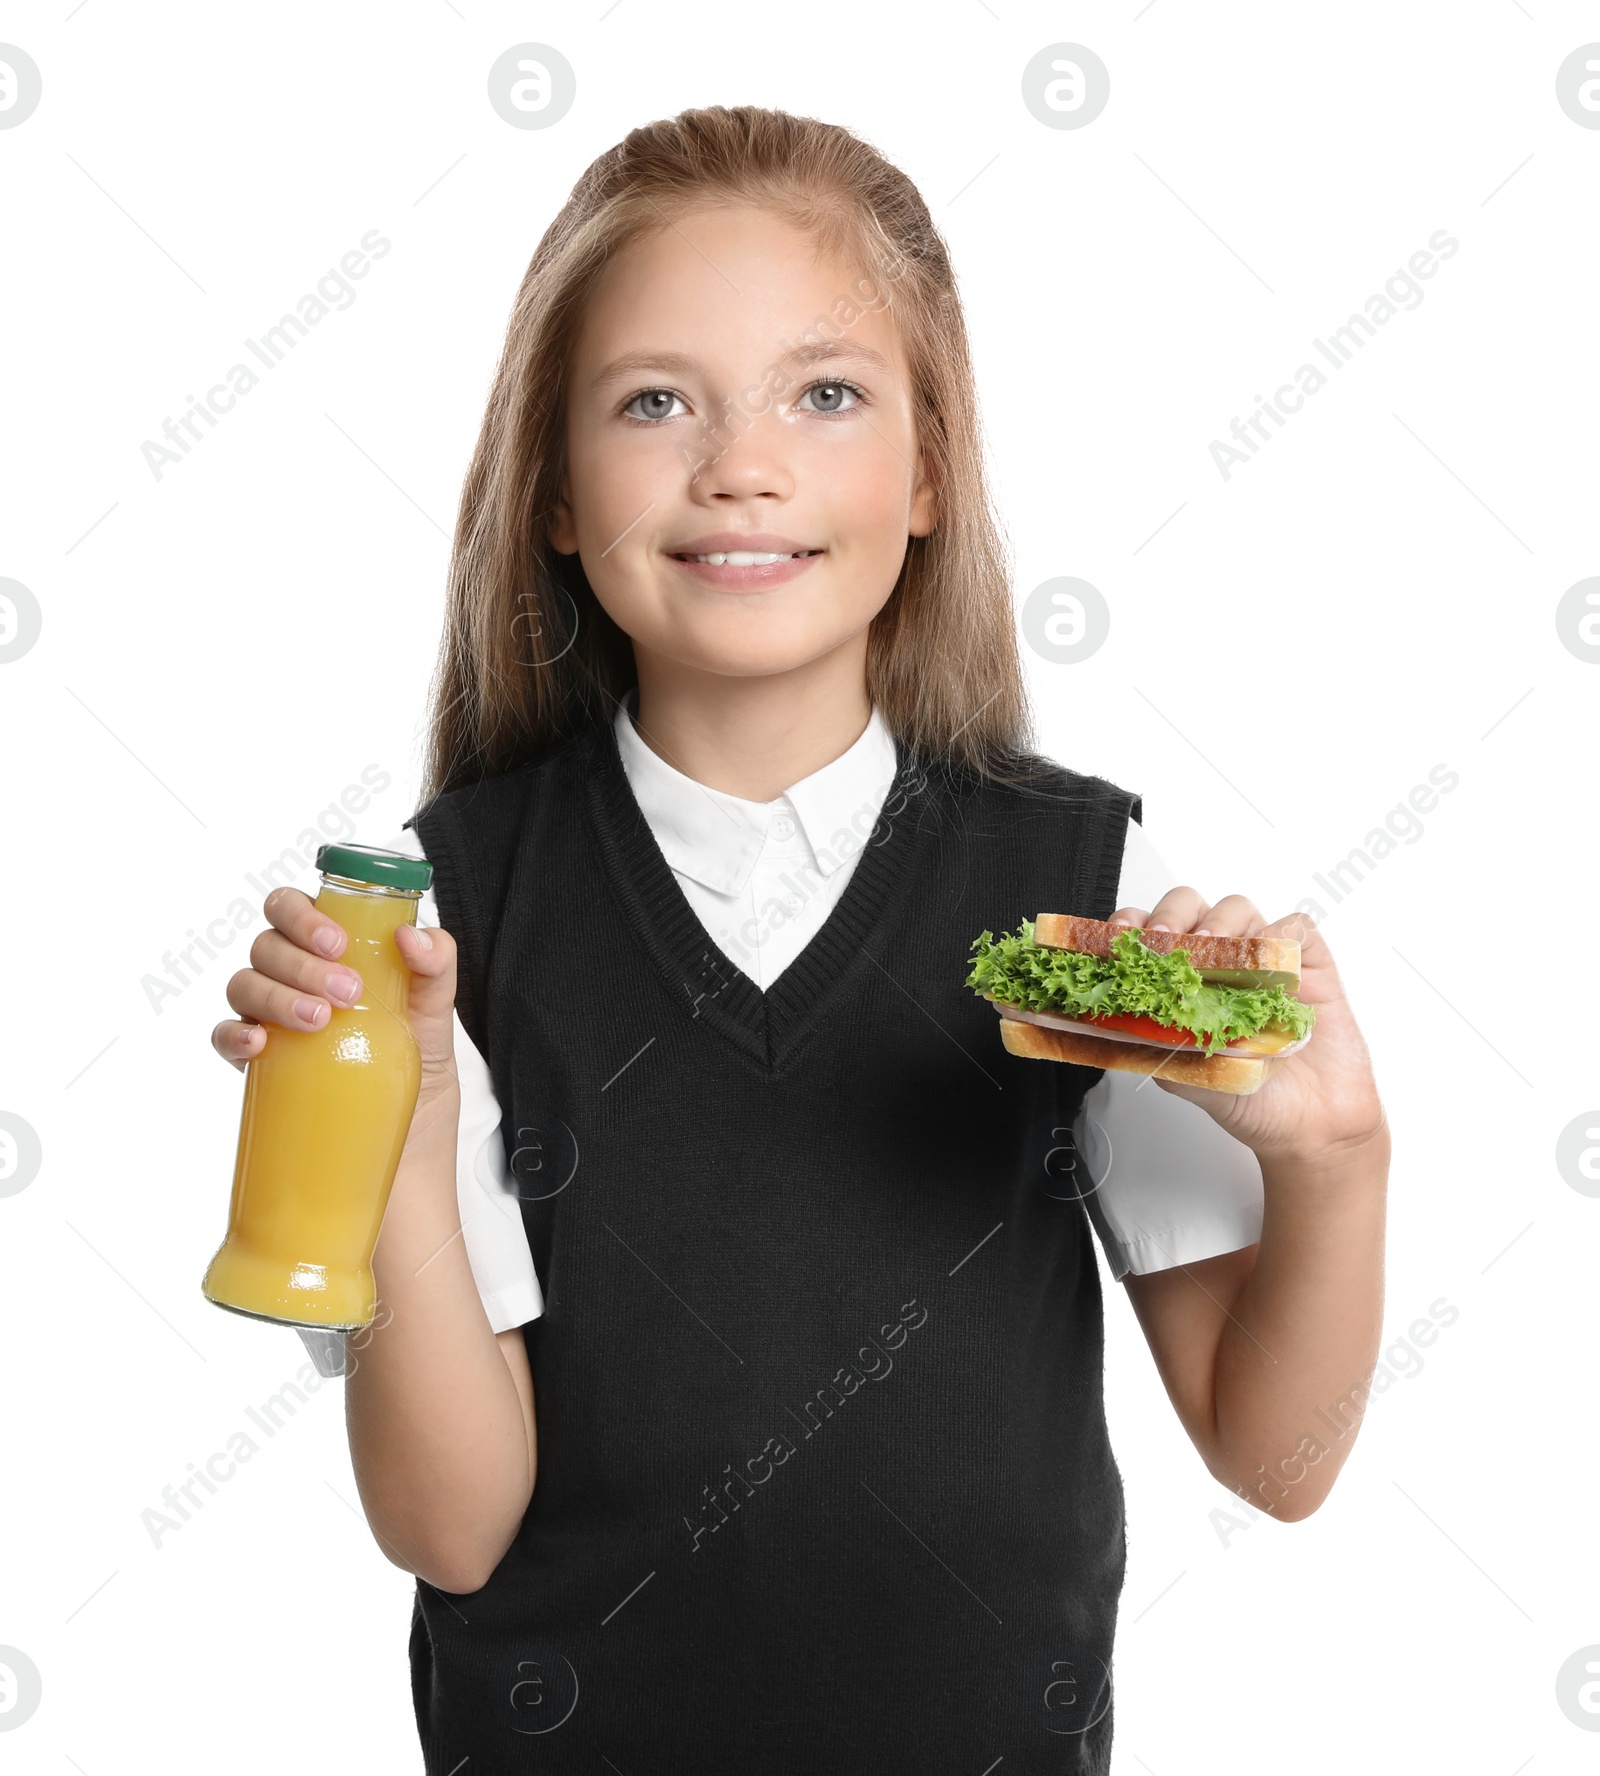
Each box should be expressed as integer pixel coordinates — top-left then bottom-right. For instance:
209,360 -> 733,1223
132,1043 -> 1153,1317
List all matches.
313,878 -> 420,1020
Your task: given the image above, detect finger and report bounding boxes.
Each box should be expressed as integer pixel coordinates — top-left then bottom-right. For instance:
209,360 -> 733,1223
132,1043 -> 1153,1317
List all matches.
1183,892 -> 1262,937
211,1016 -> 263,1073
248,926 -> 364,1008
225,963 -> 340,1034
394,925 -> 460,1075
262,884 -> 351,961
1142,886 -> 1210,934
394,920 -> 454,978
394,922 -> 459,1022
1107,906 -> 1149,929
1264,907 -> 1329,967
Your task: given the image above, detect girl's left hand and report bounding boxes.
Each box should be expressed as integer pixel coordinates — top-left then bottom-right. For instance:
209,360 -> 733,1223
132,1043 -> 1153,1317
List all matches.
1107,890 -> 1387,1166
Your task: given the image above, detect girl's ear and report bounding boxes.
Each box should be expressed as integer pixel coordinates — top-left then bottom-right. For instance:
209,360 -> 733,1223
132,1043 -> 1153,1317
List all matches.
909,459 -> 939,538
549,471 -> 579,555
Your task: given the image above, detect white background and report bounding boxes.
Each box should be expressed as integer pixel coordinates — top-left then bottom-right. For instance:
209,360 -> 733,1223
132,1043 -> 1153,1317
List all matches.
2,4 -> 1596,1770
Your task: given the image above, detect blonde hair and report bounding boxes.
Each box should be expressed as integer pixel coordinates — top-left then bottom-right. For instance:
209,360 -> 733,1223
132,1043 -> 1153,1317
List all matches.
421,103 -> 1046,802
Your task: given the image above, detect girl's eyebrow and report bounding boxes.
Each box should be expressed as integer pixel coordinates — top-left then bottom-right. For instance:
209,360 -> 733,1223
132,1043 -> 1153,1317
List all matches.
591,349 -> 702,389
782,340 -> 890,373
591,340 -> 891,389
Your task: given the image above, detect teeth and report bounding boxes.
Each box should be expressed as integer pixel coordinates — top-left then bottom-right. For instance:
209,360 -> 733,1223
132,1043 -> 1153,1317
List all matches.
686,550 -> 811,566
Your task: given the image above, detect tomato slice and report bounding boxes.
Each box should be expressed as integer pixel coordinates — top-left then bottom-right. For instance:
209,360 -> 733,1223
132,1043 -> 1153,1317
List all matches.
1074,1010 -> 1231,1049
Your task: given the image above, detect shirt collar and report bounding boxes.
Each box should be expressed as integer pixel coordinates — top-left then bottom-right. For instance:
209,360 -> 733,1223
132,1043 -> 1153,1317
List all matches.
612,691 -> 900,896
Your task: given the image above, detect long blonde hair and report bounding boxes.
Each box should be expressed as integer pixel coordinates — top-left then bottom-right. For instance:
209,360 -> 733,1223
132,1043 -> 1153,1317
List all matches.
421,104 -> 1046,802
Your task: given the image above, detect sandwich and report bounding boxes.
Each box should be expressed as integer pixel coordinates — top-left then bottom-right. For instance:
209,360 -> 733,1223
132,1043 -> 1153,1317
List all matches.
965,915 -> 1316,1096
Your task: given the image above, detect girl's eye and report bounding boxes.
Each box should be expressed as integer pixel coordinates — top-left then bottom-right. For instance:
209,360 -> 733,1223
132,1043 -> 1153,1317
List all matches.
796,378 -> 865,416
622,388 -> 688,423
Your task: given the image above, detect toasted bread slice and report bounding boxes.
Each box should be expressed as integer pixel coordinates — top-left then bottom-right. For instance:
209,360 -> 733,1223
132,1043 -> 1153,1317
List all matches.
997,1015 -> 1284,1095
1031,913 -> 1301,992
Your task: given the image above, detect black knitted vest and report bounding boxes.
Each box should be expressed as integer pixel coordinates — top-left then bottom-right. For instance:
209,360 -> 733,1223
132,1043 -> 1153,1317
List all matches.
407,715 -> 1140,1774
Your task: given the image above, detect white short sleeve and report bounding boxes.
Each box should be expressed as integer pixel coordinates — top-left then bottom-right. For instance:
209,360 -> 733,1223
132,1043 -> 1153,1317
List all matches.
451,1007 -> 545,1331
348,827 -> 545,1340
1074,816 -> 1266,1280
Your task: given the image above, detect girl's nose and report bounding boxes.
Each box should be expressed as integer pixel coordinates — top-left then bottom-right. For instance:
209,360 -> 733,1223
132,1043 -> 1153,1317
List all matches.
688,410 -> 795,503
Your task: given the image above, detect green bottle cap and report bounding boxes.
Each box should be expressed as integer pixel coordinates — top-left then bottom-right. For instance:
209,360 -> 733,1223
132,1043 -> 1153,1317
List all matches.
315,842 -> 433,893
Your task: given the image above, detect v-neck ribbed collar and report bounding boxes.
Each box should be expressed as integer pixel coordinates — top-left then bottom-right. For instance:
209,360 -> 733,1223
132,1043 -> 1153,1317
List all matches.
583,710 -> 936,1072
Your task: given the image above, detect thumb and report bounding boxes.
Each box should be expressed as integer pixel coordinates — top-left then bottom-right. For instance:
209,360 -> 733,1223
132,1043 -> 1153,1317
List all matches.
1152,1074 -> 1223,1115
1153,1073 -> 1243,1137
394,919 -> 459,1021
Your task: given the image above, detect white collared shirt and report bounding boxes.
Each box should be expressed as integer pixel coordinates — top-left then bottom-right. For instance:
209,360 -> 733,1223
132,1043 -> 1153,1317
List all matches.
615,693 -> 902,989
376,700 -> 1263,1331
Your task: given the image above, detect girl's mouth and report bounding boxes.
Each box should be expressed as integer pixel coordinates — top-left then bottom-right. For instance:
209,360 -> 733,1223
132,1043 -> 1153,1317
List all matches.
665,547 -> 824,590
670,549 -> 823,565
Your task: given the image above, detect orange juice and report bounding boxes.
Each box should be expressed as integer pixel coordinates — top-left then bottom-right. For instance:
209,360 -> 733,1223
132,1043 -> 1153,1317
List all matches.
201,843 -> 432,1330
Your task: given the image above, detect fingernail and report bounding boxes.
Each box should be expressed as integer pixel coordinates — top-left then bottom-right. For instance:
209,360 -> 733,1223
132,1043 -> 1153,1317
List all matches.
1149,923 -> 1170,932
314,926 -> 342,956
413,927 -> 433,951
327,970 -> 361,1003
295,997 -> 327,1026
1193,928 -> 1211,936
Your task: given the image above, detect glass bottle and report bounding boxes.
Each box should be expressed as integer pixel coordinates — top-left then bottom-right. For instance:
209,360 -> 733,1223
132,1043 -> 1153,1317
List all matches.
201,843 -> 432,1330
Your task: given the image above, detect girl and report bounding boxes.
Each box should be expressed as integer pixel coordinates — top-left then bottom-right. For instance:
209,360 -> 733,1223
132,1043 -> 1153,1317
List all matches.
213,107 -> 1388,1771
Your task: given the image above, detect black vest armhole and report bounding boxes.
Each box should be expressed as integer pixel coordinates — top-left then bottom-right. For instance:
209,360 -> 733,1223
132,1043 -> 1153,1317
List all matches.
1073,784 -> 1143,921
408,799 -> 490,1061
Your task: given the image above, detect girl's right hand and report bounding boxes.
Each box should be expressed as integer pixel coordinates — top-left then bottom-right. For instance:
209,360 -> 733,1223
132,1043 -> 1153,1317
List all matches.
211,887 -> 461,1100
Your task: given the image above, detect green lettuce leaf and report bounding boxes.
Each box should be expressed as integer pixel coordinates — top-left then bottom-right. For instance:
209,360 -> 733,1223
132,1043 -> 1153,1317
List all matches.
964,921 -> 1316,1057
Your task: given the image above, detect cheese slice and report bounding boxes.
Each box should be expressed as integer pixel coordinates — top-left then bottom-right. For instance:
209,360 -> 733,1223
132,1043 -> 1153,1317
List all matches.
1222,1022 -> 1299,1055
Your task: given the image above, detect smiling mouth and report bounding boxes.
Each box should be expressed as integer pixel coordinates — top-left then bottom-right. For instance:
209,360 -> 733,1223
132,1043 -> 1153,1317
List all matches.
669,549 -> 824,566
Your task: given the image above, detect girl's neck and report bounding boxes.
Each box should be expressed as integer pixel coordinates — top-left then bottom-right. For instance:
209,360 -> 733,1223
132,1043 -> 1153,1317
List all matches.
627,644 -> 873,802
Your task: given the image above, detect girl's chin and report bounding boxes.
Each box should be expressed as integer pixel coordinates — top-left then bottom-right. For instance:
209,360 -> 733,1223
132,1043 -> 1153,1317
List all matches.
643,629 -> 870,681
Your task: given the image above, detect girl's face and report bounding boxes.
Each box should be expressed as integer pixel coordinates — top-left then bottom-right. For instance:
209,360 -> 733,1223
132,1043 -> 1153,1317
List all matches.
550,204 -> 936,684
